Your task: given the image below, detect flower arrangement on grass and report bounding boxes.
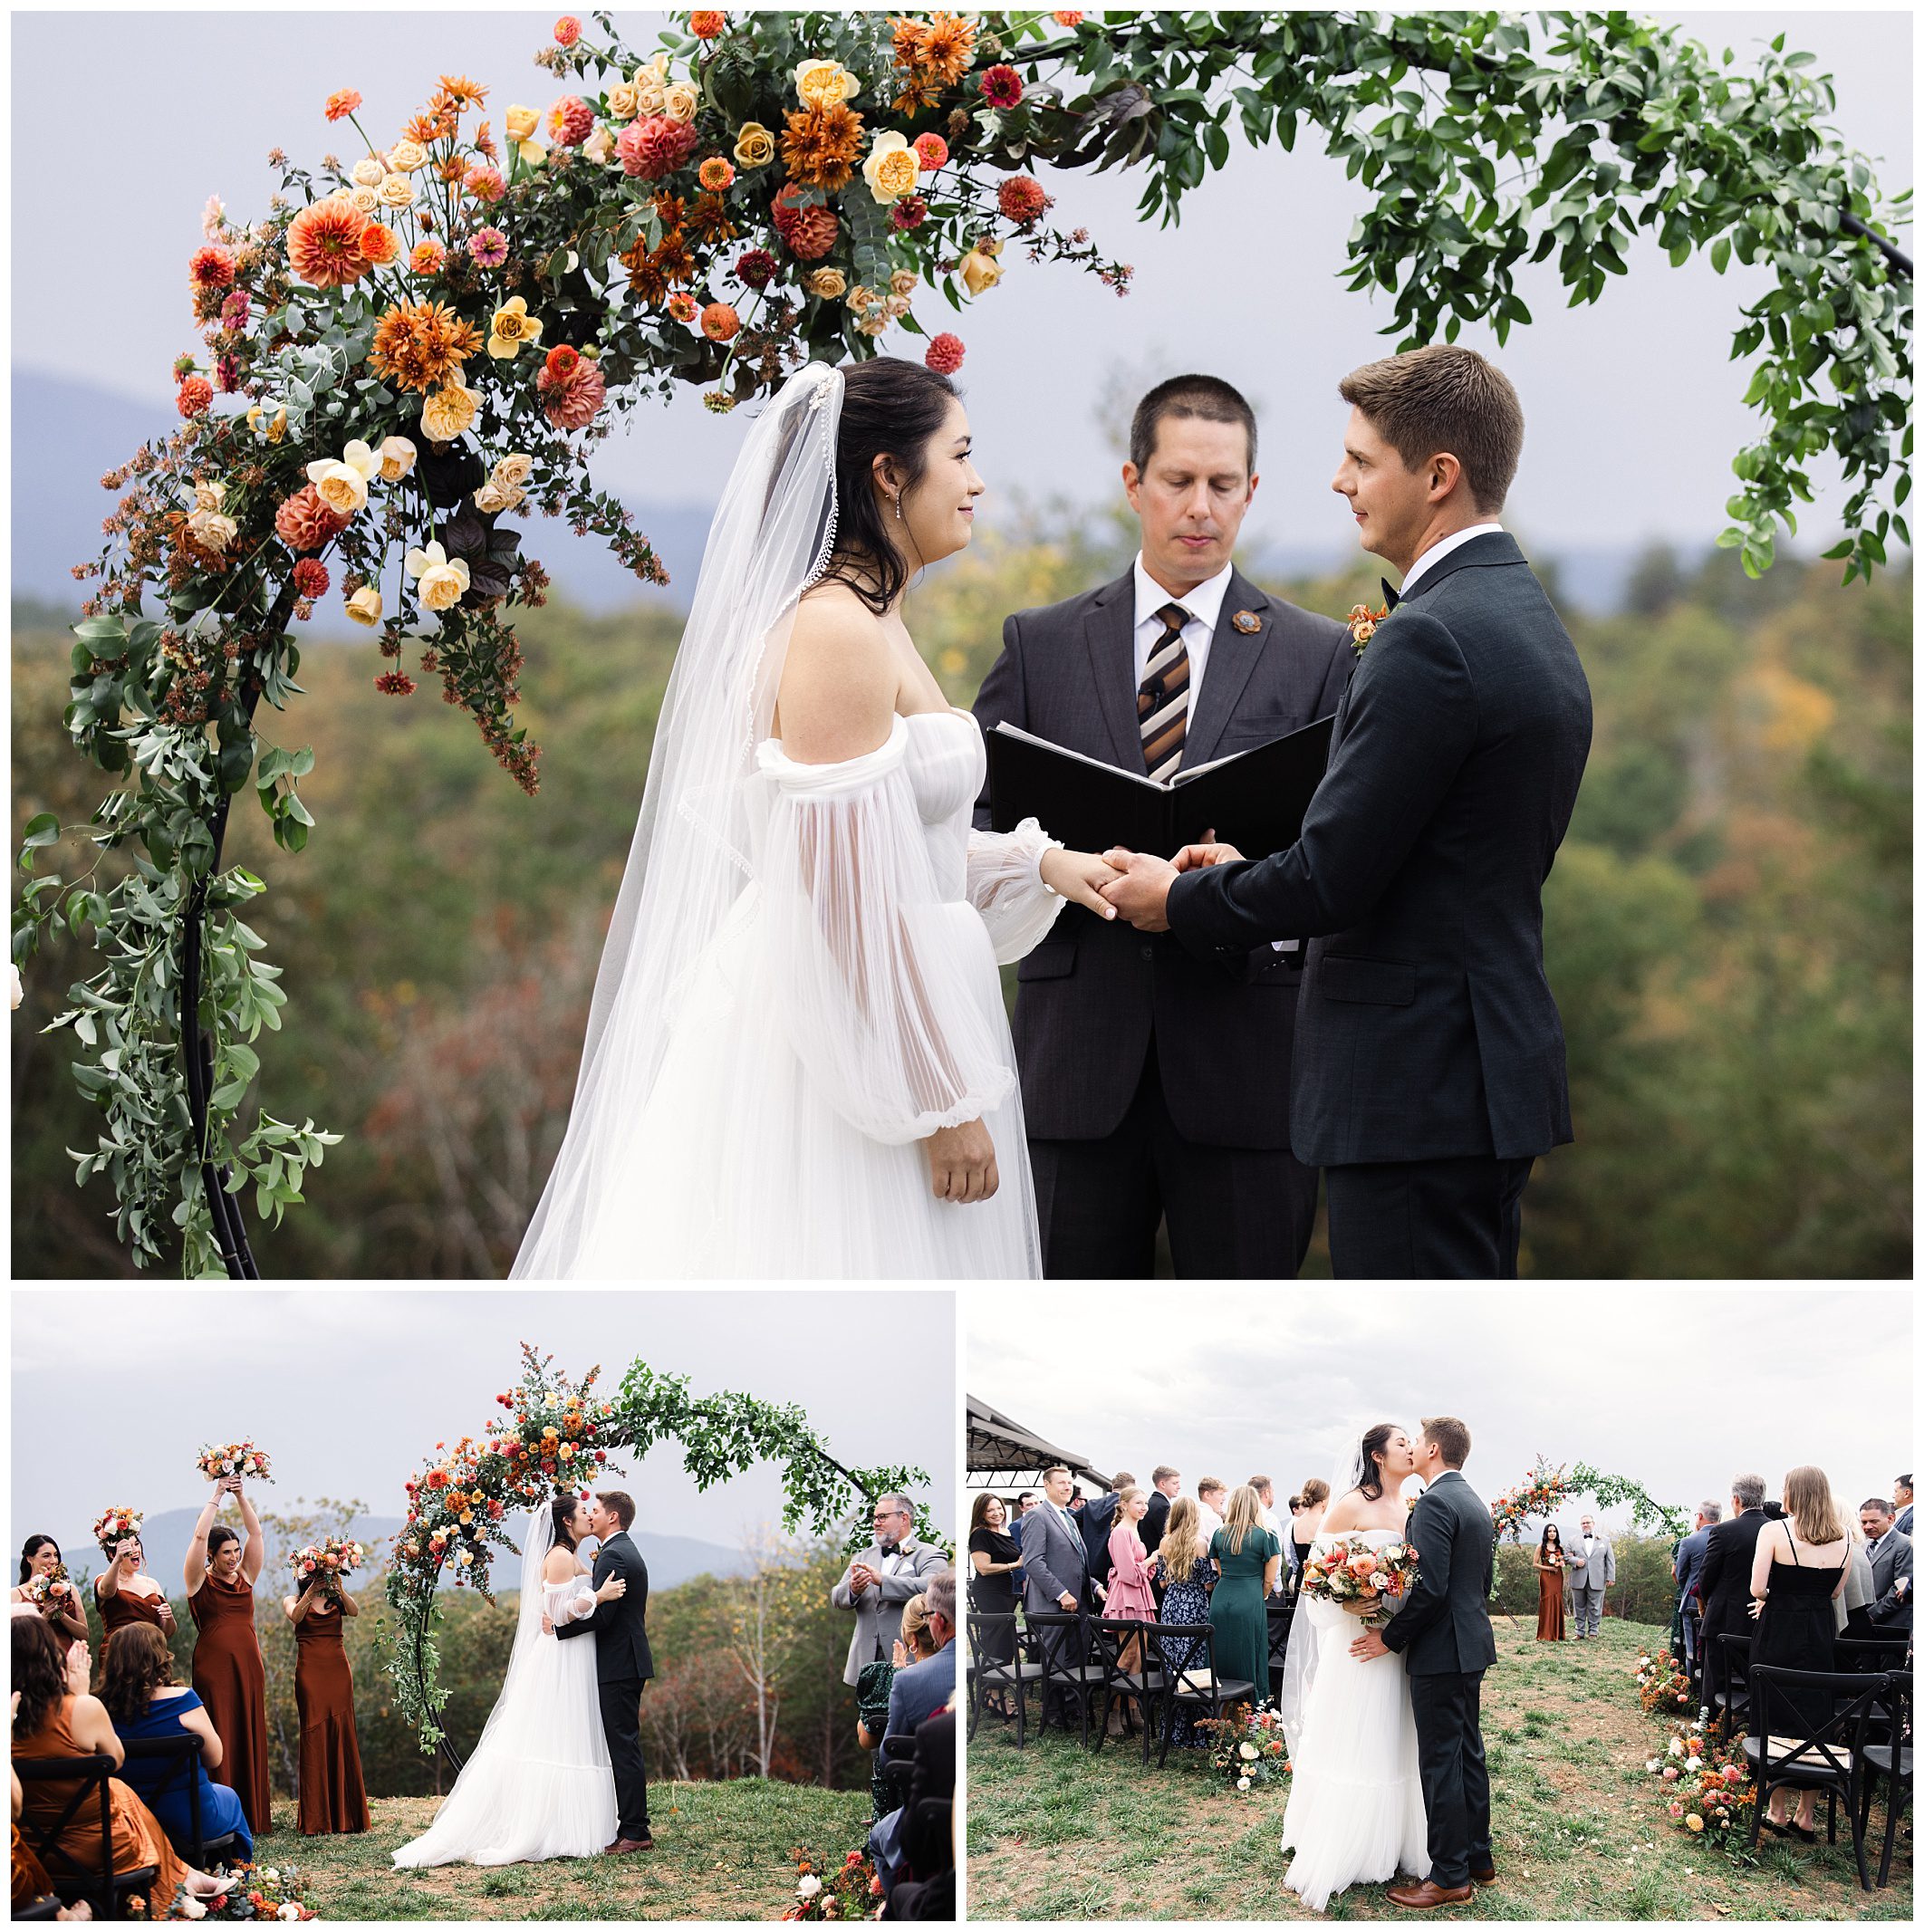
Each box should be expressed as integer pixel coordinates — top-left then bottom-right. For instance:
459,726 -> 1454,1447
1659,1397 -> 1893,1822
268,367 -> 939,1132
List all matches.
197,1440 -> 273,1484
1195,1701 -> 1290,1792
1633,1646 -> 1695,1716
782,1845 -> 882,1920
1644,1718 -> 1756,1844
175,1860 -> 315,1921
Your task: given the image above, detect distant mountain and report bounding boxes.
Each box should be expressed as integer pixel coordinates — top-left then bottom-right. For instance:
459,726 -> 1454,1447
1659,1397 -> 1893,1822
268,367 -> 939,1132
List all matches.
48,1506 -> 749,1596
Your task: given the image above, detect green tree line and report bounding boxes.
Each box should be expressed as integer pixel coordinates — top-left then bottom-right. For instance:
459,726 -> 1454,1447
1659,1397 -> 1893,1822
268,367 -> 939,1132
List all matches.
11,519 -> 1910,1276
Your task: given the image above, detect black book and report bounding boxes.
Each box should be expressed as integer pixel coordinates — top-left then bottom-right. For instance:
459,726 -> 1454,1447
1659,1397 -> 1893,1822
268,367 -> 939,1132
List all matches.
986,714 -> 1336,860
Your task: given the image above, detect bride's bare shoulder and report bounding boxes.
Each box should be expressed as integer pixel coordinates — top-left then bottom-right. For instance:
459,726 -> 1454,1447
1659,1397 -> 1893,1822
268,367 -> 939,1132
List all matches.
1321,1492 -> 1368,1533
542,1549 -> 578,1583
778,583 -> 895,758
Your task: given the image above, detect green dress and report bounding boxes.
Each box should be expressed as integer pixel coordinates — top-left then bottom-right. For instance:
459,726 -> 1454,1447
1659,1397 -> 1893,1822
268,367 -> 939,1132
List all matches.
1208,1525 -> 1279,1697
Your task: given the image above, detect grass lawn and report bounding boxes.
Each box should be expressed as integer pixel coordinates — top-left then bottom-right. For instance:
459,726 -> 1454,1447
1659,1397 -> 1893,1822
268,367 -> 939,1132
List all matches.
277,1780 -> 871,1919
967,1618 -> 1912,1921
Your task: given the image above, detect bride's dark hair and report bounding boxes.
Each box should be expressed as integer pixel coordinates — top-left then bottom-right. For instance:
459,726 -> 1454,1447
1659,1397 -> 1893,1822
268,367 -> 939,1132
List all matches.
549,1495 -> 582,1552
1354,1424 -> 1401,1502
822,356 -> 961,616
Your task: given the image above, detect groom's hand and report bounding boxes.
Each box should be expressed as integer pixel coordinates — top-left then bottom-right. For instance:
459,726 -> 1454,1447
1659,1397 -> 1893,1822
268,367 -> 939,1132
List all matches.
1173,839 -> 1246,871
1098,850 -> 1178,932
1349,1627 -> 1390,1661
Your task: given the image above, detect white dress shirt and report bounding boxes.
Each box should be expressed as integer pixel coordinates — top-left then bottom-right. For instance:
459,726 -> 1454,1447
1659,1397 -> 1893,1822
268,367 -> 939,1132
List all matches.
1197,1500 -> 1227,1546
1396,521 -> 1505,598
1131,553 -> 1236,708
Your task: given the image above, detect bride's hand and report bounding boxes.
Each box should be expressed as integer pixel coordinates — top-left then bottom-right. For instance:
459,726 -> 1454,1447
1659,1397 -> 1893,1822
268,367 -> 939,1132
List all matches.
597,1575 -> 628,1603
924,1119 -> 998,1205
1039,847 -> 1122,919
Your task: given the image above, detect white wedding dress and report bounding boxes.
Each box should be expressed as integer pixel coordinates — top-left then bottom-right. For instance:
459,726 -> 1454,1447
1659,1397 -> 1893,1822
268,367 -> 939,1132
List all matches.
392,1556 -> 616,1869
1278,1529 -> 1429,1912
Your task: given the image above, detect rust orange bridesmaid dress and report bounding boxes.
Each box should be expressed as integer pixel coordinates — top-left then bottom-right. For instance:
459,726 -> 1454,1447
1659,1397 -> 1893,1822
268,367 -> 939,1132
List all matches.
1535,1560 -> 1567,1640
293,1602 -> 370,1835
189,1572 -> 274,1834
98,1581 -> 171,1639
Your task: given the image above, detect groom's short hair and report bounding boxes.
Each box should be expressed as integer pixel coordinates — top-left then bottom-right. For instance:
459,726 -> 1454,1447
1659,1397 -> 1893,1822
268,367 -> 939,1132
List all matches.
594,1490 -> 636,1530
1419,1417 -> 1471,1468
1130,375 -> 1257,478
1339,346 -> 1523,514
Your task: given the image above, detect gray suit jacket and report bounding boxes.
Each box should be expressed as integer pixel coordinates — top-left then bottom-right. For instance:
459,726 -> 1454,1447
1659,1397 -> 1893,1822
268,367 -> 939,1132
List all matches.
1565,1533 -> 1615,1591
832,1537 -> 948,1687
1867,1529 -> 1912,1629
1019,1502 -> 1089,1614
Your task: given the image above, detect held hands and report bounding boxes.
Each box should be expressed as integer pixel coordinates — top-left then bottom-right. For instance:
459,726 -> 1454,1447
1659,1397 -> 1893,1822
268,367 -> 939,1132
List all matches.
924,1118 -> 998,1205
1039,846 -> 1125,920
1095,832 -> 1246,932
1349,1626 -> 1390,1662
541,1612 -> 554,1636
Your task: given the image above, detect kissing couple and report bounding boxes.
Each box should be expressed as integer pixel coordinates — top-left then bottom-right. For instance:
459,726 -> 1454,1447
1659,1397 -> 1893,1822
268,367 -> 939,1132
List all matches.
1278,1418 -> 1498,1912
393,1490 -> 655,1868
512,342 -> 1589,1283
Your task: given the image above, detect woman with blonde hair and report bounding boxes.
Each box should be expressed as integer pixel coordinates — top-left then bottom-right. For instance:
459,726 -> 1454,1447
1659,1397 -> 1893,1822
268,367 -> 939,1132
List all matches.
1208,1485 -> 1282,1697
1159,1496 -> 1217,1747
1748,1464 -> 1850,1841
1103,1487 -> 1159,1623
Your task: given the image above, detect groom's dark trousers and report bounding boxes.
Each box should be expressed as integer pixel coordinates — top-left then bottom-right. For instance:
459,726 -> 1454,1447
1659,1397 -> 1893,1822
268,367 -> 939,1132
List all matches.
1167,533 -> 1592,1279
973,566 -> 1352,1278
1381,1469 -> 1497,1889
555,1528 -> 655,1842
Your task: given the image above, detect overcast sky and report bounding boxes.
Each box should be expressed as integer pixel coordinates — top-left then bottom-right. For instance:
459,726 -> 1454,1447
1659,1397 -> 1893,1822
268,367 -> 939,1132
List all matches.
12,8 -> 1911,557
967,1285 -> 1912,1529
11,1288 -> 956,1543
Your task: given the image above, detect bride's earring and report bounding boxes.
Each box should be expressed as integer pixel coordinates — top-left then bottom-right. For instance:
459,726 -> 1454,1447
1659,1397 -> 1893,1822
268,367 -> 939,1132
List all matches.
893,494 -> 904,522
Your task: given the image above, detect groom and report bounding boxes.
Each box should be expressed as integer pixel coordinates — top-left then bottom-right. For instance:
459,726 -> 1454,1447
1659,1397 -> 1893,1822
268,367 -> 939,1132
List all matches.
552,1490 -> 655,1853
1101,346 -> 1593,1278
1350,1417 -> 1496,1908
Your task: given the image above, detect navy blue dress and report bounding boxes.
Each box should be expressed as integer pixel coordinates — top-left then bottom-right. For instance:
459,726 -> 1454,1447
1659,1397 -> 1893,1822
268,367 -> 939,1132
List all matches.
112,1688 -> 254,1861
1159,1555 -> 1217,1747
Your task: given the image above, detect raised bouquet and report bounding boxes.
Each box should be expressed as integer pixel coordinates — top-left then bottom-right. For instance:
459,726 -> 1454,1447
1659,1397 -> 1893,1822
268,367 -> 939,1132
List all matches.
91,1504 -> 144,1552
21,1568 -> 79,1614
1195,1699 -> 1289,1793
1300,1535 -> 1419,1626
293,1534 -> 367,1591
198,1439 -> 274,1484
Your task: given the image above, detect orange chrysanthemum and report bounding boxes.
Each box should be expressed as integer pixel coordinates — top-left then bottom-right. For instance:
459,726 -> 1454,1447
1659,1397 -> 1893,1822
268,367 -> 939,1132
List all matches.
285,194 -> 371,287
893,74 -> 942,114
781,103 -> 864,192
894,13 -> 976,86
437,155 -> 470,185
438,73 -> 489,109
402,111 -> 447,147
368,299 -> 485,392
688,191 -> 737,245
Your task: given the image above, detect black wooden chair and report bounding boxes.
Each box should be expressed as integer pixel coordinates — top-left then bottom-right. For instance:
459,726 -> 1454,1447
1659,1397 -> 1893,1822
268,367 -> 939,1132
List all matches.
1021,1609 -> 1106,1748
1712,1630 -> 1753,1735
14,1754 -> 159,1920
966,1610 -> 1042,1745
120,1734 -> 244,1869
12,1895 -> 63,1920
1140,1622 -> 1257,1770
1836,1634 -> 1911,1676
1087,1617 -> 1168,1763
1852,1669 -> 1911,1889
1743,1666 -> 1888,1889
1266,1600 -> 1294,1705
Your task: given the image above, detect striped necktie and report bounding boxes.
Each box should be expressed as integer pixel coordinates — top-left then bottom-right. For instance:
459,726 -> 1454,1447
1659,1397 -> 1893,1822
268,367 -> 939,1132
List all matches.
1139,601 -> 1191,779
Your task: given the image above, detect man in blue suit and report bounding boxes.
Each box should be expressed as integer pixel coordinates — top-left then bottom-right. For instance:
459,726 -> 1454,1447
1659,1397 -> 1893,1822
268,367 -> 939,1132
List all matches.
1672,1501 -> 1721,1678
885,1569 -> 958,1740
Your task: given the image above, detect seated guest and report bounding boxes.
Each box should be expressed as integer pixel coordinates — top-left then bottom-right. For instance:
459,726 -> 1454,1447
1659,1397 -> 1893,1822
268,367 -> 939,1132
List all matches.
858,1597 -> 936,1821
98,1624 -> 254,1863
967,1495 -> 1021,1664
1671,1501 -> 1719,1675
884,1702 -> 957,1920
13,1540 -> 89,1648
1696,1473 -> 1767,1725
885,1572 -> 957,1742
11,1618 -> 236,1918
1856,1497 -> 1912,1635
92,1533 -> 177,1642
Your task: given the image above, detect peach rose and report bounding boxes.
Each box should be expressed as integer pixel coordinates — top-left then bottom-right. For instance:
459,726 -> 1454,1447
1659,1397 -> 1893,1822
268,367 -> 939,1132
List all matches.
804,266 -> 847,299
420,378 -> 478,443
794,58 -> 859,109
662,82 -> 698,125
389,139 -> 428,173
606,79 -> 640,121
378,172 -> 416,208
344,586 -> 383,627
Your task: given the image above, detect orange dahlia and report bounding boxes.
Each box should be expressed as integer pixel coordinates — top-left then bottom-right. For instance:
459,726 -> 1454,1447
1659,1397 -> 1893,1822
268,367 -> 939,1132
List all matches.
781,104 -> 864,192
438,73 -> 489,109
360,222 -> 401,266
369,300 -> 485,392
324,88 -> 362,123
285,194 -> 371,287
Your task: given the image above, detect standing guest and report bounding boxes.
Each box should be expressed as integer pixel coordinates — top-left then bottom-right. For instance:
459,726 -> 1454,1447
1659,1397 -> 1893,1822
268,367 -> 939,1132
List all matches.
1141,1467 -> 1180,1559
1156,1497 -> 1217,1748
282,1568 -> 370,1836
885,1572 -> 959,1741
1534,1525 -> 1567,1641
1208,1485 -> 1282,1697
1080,1476 -> 1131,1609
185,1477 -> 272,1836
966,1495 -> 1021,1663
1015,1492 -> 1041,1519
98,1622 -> 254,1862
12,1540 -> 88,1648
1696,1474 -> 1769,1725
1748,1466 -> 1851,1841
1565,1514 -> 1614,1639
11,1618 -> 236,1918
1290,1480 -> 1331,1603
1672,1502 -> 1720,1675
1855,1499 -> 1912,1636
94,1531 -> 178,1643
1019,1466 -> 1089,1709
1892,1475 -> 1913,1538
832,1494 -> 948,1688
1196,1478 -> 1229,1548
1103,1489 -> 1160,1623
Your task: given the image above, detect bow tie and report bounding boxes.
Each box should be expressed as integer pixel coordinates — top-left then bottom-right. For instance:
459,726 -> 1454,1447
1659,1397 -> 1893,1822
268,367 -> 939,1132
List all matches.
877,1541 -> 900,1557
1381,578 -> 1401,610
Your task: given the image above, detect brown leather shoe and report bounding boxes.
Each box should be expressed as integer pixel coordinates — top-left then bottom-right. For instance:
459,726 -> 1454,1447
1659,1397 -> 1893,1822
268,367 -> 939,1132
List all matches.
1388,1879 -> 1475,1908
1470,1865 -> 1496,1886
606,1837 -> 654,1854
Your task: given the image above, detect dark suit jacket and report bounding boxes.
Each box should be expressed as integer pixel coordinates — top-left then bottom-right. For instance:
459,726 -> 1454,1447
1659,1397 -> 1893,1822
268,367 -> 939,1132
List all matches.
553,1530 -> 654,1683
1079,1491 -> 1123,1597
1140,1490 -> 1171,1557
1380,1470 -> 1497,1677
1167,533 -> 1592,1166
1695,1509 -> 1767,1659
973,565 -> 1352,1148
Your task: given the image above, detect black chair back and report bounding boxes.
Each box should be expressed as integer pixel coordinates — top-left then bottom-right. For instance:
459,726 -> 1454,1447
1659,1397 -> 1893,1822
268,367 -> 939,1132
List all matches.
1139,1621 -> 1258,1769
120,1732 -> 239,1868
1714,1630 -> 1753,1727
1745,1666 -> 1890,1889
1088,1617 -> 1167,1761
1020,1609 -> 1104,1747
14,1754 -> 158,1921
1854,1670 -> 1911,1890
1836,1635 -> 1910,1675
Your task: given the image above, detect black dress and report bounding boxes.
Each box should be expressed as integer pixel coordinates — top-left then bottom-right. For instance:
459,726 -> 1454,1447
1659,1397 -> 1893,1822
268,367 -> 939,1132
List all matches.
1291,1537 -> 1313,1602
1752,1533 -> 1844,1737
967,1526 -> 1021,1662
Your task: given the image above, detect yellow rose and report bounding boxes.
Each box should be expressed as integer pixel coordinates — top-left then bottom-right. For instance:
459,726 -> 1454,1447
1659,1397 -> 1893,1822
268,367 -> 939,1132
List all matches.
890,268 -> 918,297
505,104 -> 539,143
493,452 -> 534,489
857,311 -> 890,337
844,284 -> 877,312
349,185 -> 381,217
420,378 -> 478,443
378,435 -> 418,483
388,139 -> 428,173
266,407 -> 287,444
406,540 -> 472,611
351,157 -> 385,188
605,80 -> 640,121
804,267 -> 847,299
515,139 -> 548,168
378,172 -> 416,209
733,121 -> 776,169
582,124 -> 615,164
487,295 -> 544,360
861,131 -> 919,204
661,82 -> 699,125
795,58 -> 860,109
959,247 -> 1002,296
304,438 -> 382,516
344,586 -> 383,627
474,480 -> 525,514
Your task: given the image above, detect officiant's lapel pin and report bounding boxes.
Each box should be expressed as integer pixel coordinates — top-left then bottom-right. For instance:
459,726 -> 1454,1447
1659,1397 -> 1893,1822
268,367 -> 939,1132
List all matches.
1231,610 -> 1262,633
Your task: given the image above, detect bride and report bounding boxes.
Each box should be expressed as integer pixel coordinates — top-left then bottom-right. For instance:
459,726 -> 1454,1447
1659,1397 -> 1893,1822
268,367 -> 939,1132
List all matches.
1276,1425 -> 1429,1912
511,357 -> 1120,1279
392,1497 -> 625,1868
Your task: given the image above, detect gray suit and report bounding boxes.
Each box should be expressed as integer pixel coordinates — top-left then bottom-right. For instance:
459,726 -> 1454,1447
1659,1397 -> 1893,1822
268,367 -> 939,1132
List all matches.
1565,1532 -> 1614,1636
832,1537 -> 948,1688
1866,1529 -> 1912,1632
1019,1502 -> 1088,1615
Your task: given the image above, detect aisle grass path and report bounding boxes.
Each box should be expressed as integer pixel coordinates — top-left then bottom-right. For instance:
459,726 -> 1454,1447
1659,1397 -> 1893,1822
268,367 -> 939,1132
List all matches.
284,1780 -> 870,1919
967,1620 -> 1911,1921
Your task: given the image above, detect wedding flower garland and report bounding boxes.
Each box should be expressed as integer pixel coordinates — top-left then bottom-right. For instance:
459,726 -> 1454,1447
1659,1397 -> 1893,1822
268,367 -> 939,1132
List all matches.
381,1342 -> 936,1753
1492,1456 -> 1686,1542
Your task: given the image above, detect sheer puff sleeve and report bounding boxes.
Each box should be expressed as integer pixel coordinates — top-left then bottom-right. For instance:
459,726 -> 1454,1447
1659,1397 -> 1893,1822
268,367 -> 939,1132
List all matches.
967,818 -> 1065,964
756,721 -> 1015,1146
549,1579 -> 597,1628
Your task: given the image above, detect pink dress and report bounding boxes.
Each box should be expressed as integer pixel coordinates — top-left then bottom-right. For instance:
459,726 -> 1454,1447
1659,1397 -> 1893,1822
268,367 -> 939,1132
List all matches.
1106,1524 -> 1159,1620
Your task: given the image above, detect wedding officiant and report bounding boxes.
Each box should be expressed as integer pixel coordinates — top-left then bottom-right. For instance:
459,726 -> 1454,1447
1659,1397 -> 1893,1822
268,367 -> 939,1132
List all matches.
973,375 -> 1352,1278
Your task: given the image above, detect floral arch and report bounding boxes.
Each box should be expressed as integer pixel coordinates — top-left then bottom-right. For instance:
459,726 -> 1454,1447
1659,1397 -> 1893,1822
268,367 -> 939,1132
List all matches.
1491,1455 -> 1686,1543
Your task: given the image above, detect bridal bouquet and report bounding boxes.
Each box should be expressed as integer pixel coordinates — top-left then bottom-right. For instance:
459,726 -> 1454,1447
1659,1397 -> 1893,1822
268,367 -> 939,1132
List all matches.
293,1534 -> 367,1591
20,1568 -> 78,1614
198,1440 -> 274,1484
91,1504 -> 144,1552
1299,1535 -> 1419,1626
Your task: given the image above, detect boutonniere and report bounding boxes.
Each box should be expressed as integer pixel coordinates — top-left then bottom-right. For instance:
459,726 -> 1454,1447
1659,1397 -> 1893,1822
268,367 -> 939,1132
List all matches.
1346,601 -> 1388,653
